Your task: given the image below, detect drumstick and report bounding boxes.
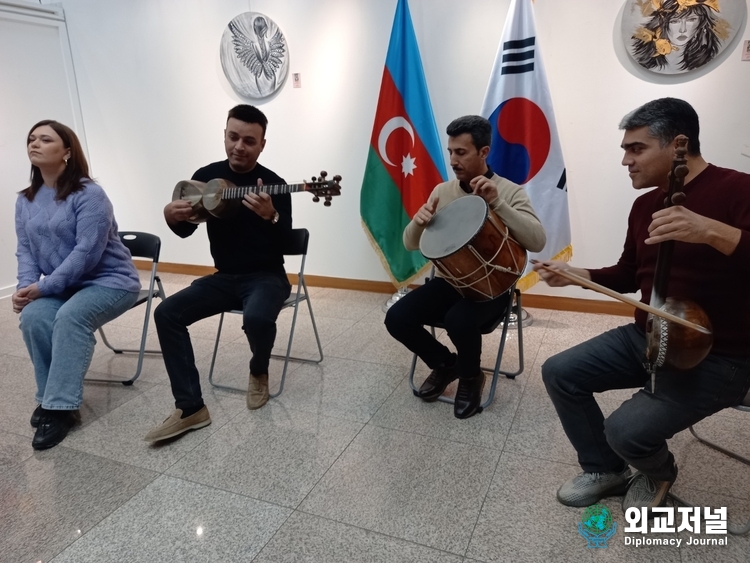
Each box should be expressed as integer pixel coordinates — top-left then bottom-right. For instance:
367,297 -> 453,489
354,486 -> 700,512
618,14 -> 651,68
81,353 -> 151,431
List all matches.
531,260 -> 711,335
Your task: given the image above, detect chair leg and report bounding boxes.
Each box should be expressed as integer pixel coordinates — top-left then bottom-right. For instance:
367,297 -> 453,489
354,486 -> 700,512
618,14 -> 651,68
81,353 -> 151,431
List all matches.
87,280 -> 165,386
669,423 -> 750,535
207,312 -> 246,393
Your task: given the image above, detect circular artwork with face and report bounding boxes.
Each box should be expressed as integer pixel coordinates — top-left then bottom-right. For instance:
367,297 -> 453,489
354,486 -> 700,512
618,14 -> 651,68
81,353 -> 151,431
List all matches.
220,12 -> 289,99
621,0 -> 745,74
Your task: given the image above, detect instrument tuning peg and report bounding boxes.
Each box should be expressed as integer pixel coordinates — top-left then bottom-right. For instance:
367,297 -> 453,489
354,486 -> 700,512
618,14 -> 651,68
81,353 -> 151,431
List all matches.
311,176 -> 318,183
333,175 -> 342,182
672,192 -> 686,205
312,195 -> 320,203
319,171 -> 328,179
324,196 -> 332,207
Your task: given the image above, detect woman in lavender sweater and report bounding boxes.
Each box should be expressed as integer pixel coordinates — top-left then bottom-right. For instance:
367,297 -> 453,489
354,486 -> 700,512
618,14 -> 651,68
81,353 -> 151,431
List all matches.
13,120 -> 140,450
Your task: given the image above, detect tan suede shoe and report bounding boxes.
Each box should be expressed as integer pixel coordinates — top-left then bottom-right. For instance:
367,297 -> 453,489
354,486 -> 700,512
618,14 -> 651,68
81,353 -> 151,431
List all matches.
143,407 -> 211,442
247,373 -> 269,410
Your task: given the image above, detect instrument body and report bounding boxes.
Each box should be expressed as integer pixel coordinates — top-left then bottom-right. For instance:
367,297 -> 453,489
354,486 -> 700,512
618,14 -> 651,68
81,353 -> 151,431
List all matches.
171,171 -> 342,224
419,195 -> 527,301
645,135 -> 712,371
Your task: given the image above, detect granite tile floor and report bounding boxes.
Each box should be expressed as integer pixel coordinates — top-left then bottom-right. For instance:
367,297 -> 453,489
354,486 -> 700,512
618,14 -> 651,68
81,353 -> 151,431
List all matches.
1,272 -> 749,562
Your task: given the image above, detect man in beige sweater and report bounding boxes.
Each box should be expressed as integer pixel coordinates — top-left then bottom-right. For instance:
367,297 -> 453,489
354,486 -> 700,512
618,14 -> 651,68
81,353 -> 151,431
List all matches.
385,115 -> 546,418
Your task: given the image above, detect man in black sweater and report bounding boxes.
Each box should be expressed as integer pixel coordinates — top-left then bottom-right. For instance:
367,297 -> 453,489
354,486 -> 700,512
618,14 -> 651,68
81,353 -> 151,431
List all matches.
145,105 -> 292,442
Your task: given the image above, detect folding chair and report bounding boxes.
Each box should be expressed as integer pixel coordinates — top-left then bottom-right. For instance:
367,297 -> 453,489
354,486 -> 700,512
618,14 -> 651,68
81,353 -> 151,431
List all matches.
407,273 -> 524,409
669,389 -> 750,535
90,231 -> 165,386
208,228 -> 323,398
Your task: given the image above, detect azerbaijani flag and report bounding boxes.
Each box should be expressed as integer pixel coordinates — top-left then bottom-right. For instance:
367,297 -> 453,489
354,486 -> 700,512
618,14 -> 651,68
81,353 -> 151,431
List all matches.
480,0 -> 572,291
360,0 -> 447,287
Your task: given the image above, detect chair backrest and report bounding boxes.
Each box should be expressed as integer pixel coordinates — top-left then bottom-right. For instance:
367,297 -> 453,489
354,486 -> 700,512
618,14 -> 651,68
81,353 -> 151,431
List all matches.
283,228 -> 309,257
120,231 -> 161,262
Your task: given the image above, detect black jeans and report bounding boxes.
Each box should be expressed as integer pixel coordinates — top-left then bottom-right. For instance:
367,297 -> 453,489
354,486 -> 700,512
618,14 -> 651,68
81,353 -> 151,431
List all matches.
154,272 -> 291,410
384,277 -> 510,379
542,323 -> 750,481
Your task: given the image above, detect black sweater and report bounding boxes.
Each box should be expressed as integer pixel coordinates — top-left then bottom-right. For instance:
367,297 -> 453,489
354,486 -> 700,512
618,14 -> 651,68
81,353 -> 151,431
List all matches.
171,160 -> 292,277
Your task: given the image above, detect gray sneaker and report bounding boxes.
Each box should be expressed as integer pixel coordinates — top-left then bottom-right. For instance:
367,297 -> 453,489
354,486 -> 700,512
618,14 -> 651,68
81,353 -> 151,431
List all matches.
557,467 -> 632,507
622,471 -> 675,513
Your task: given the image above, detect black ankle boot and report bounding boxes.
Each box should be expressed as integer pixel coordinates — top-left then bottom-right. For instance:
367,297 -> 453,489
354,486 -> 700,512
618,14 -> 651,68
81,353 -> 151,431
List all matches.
415,355 -> 457,402
32,409 -> 78,450
454,372 -> 485,419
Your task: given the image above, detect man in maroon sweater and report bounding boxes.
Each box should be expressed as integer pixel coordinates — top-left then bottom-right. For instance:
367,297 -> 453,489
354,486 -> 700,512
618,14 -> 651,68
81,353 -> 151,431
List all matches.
534,98 -> 750,514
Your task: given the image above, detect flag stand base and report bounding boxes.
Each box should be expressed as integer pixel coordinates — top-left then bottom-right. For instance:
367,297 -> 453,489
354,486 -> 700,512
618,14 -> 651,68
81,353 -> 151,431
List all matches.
508,307 -> 533,328
382,287 -> 410,313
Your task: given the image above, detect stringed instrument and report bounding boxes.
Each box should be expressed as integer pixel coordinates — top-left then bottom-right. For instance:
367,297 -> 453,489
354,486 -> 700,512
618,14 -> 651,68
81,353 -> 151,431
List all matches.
532,136 -> 713,385
644,135 -> 712,372
172,170 -> 342,224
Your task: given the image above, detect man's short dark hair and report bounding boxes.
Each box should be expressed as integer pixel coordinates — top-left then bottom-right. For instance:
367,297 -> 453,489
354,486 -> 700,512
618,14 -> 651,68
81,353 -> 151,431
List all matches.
446,115 -> 492,151
619,97 -> 701,155
227,104 -> 268,137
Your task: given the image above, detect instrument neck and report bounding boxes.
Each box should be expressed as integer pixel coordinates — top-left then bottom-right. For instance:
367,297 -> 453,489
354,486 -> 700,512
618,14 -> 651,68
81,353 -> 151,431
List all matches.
221,183 -> 306,200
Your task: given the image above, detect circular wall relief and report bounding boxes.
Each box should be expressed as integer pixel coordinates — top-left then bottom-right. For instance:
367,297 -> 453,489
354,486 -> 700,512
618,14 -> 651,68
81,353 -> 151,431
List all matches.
621,0 -> 745,75
220,12 -> 289,99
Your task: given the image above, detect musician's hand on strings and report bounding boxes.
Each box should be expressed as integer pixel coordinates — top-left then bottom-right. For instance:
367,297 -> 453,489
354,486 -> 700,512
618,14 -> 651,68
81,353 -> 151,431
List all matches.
414,197 -> 439,227
532,259 -> 591,288
12,283 -> 40,313
470,176 -> 498,203
646,206 -> 741,255
164,200 -> 195,225
242,178 -> 276,220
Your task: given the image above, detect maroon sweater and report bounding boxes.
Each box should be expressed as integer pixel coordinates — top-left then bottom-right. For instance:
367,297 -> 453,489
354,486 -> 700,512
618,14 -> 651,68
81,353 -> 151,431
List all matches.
588,164 -> 750,357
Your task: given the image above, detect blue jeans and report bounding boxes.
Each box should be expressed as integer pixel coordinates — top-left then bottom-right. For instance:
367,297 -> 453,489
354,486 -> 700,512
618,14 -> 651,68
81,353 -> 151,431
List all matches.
154,272 -> 291,410
19,286 -> 139,410
384,277 -> 510,379
542,323 -> 750,481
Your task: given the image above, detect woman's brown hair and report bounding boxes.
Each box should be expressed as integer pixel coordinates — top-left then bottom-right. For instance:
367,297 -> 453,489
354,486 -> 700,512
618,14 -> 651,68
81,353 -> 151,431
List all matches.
21,120 -> 91,201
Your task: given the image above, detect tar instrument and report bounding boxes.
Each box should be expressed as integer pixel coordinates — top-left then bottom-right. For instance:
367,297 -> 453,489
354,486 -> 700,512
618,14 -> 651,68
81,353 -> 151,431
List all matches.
172,171 -> 342,224
419,195 -> 527,301
644,135 -> 712,377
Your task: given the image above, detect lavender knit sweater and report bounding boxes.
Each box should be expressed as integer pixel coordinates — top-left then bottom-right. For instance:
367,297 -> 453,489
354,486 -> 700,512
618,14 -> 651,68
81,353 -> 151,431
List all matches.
15,181 -> 141,296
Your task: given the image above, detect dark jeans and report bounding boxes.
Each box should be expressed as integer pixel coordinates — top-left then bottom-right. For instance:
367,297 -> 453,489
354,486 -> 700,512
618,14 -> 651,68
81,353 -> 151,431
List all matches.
384,277 -> 510,379
154,272 -> 291,410
542,323 -> 750,481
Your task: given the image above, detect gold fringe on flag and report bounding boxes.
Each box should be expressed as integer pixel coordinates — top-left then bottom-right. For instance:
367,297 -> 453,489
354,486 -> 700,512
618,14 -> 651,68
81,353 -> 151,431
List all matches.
360,218 -> 432,289
516,244 -> 573,293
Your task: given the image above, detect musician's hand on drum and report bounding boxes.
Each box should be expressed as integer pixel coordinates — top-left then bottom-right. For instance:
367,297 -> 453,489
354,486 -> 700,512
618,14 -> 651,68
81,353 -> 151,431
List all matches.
646,206 -> 741,255
470,176 -> 498,203
242,179 -> 276,220
164,200 -> 195,225
532,259 -> 591,287
414,197 -> 439,227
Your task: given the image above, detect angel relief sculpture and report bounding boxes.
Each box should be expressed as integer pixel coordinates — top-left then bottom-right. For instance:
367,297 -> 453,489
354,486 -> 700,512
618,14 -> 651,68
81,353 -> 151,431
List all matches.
220,13 -> 289,99
622,0 -> 744,75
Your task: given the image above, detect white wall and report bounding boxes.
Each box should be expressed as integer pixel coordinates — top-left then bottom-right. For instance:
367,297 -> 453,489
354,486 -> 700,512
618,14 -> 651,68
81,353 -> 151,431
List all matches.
18,0 -> 750,300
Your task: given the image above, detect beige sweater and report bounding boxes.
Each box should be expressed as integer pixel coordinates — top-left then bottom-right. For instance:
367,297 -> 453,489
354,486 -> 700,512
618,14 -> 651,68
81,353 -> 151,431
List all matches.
403,174 -> 547,254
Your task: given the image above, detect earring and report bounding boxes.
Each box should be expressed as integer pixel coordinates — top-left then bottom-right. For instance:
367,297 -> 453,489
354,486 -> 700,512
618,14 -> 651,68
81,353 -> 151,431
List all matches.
64,157 -> 69,166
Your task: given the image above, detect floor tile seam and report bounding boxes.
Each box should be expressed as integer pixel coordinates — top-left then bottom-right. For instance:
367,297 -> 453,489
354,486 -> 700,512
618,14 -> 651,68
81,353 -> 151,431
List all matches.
495,447 -> 581,472
290,416 -> 370,511
362,419 -> 506,454
43,468 -> 166,562
156,472 -> 297,513
289,507 -> 472,558
321,352 -> 411,368
462,442 -> 505,559
357,367 -> 410,426
671,484 -> 750,504
248,507 -> 298,562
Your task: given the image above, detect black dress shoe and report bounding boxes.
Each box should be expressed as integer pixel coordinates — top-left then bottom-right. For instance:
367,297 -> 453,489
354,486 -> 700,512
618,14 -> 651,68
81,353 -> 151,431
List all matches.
30,405 -> 43,428
415,359 -> 458,402
32,410 -> 78,450
454,372 -> 485,419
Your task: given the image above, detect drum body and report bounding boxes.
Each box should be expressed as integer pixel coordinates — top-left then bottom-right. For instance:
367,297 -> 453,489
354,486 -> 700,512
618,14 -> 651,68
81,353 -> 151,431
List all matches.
419,195 -> 527,301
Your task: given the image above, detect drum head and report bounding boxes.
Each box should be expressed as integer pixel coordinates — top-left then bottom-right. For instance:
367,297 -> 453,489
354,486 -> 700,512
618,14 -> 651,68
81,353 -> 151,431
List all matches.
420,195 -> 488,259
